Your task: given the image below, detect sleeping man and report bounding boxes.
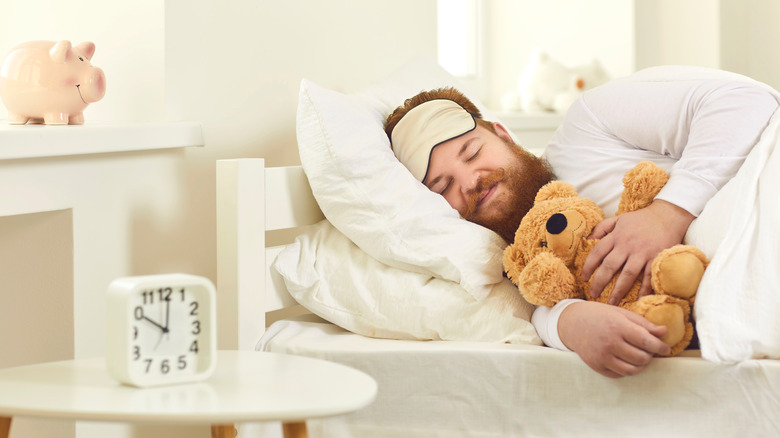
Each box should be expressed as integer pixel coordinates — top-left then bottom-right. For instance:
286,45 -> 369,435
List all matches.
384,66 -> 778,378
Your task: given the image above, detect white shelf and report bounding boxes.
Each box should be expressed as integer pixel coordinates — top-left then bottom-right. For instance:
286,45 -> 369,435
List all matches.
0,121 -> 204,161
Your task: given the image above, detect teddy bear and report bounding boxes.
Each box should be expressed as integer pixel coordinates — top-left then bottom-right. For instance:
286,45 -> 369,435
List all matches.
500,48 -> 611,114
503,161 -> 709,356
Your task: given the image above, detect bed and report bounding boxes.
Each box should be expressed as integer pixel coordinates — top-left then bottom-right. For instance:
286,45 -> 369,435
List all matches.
216,58 -> 780,437
216,157 -> 780,437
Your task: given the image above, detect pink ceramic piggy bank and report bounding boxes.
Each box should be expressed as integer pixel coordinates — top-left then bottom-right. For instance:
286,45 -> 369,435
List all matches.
0,40 -> 106,125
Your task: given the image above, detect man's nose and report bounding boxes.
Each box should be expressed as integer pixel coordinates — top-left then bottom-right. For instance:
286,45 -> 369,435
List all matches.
458,172 -> 479,194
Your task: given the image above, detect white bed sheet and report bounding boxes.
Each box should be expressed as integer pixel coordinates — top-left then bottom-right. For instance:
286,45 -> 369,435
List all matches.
247,317 -> 780,438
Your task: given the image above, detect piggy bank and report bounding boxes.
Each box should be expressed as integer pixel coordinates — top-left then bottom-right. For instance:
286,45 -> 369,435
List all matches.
0,40 -> 106,125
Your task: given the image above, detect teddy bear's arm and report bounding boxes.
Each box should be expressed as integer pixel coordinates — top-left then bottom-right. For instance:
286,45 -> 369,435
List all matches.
518,252 -> 584,307
616,161 -> 670,215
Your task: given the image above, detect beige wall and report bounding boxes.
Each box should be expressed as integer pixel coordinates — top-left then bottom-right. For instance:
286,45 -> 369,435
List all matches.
734,0 -> 780,90
161,0 -> 438,290
483,0 -> 780,108
635,0 -> 780,90
482,0 -> 635,108
634,0 -> 721,70
0,0 -> 166,122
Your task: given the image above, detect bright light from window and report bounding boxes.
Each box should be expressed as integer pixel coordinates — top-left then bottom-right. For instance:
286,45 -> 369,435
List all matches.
437,0 -> 479,77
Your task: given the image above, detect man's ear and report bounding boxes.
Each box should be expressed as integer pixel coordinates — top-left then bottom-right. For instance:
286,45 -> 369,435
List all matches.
492,122 -> 514,143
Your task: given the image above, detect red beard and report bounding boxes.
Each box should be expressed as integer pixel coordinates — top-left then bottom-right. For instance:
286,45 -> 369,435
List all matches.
464,144 -> 554,243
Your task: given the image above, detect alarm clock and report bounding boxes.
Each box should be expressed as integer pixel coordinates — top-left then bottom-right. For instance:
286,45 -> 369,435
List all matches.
106,273 -> 217,387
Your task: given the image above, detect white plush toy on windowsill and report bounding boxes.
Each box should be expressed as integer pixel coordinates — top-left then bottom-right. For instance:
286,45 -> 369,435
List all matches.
501,49 -> 610,114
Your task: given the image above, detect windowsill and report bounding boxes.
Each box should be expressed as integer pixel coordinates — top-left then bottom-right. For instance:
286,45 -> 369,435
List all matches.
0,121 -> 204,161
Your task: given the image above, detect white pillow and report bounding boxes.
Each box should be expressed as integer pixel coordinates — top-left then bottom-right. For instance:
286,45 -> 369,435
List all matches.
274,220 -> 540,344
295,56 -> 509,300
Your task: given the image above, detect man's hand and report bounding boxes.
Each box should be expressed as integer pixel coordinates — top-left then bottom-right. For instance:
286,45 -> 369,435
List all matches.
581,200 -> 695,304
558,301 -> 672,378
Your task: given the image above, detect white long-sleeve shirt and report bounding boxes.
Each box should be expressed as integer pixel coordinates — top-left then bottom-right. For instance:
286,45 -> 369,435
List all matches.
533,66 -> 778,351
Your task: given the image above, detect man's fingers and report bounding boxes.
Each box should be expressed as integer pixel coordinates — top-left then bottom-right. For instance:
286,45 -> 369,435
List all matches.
588,216 -> 617,240
604,355 -> 648,378
608,260 -> 644,305
637,268 -> 653,298
623,312 -> 672,356
581,237 -> 613,281
587,251 -> 627,299
614,344 -> 654,368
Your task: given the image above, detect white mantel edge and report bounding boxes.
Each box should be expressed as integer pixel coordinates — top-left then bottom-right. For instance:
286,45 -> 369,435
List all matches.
0,121 -> 204,161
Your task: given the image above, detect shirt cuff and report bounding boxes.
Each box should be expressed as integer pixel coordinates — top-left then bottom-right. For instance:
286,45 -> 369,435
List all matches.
531,299 -> 583,352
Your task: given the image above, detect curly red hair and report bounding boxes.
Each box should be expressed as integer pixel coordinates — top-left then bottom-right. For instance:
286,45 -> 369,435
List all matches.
384,87 -> 496,140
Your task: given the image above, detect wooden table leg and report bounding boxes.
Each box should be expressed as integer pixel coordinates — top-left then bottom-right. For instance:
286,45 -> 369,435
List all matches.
282,421 -> 308,438
0,416 -> 11,438
210,424 -> 234,438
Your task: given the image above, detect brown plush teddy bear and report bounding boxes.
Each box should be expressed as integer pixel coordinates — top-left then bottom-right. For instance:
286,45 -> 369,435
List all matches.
503,161 -> 708,356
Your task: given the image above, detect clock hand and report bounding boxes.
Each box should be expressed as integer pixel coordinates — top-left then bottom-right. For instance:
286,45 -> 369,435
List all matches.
154,331 -> 164,350
141,315 -> 169,333
164,297 -> 170,331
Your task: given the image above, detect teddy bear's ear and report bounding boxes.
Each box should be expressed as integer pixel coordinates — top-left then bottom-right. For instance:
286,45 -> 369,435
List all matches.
535,181 -> 579,203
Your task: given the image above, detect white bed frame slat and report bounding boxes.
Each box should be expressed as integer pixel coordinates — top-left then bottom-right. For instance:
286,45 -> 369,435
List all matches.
266,245 -> 300,310
264,164 -> 324,231
217,158 -> 323,350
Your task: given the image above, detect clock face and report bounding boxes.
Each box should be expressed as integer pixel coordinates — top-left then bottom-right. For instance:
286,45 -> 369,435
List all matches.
128,284 -> 212,380
106,274 -> 217,387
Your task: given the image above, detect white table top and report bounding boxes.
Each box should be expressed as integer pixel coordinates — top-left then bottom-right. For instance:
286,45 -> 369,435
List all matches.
0,350 -> 377,424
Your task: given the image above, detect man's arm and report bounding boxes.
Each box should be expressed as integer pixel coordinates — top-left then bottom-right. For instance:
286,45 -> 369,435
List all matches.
577,77 -> 777,303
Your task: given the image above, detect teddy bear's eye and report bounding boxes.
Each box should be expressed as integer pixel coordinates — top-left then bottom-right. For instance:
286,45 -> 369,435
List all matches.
540,241 -> 548,248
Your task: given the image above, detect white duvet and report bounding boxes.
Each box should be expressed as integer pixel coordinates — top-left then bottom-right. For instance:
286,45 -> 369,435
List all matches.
688,101 -> 780,363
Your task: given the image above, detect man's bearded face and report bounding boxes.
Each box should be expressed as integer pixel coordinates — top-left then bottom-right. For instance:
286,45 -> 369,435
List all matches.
463,142 -> 554,243
423,124 -> 554,244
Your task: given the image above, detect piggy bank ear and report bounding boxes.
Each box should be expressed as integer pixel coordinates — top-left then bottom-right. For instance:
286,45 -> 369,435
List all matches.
50,40 -> 73,63
535,181 -> 579,203
75,42 -> 96,61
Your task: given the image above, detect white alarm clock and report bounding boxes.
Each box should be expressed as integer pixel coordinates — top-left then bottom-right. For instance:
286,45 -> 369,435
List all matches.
106,273 -> 217,387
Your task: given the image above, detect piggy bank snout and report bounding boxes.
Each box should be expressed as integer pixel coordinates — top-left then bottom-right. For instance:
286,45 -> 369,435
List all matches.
80,67 -> 106,103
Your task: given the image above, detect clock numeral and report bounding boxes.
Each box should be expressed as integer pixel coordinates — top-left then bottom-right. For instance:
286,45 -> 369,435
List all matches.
134,307 -> 144,320
158,287 -> 172,302
139,357 -> 187,374
190,340 -> 199,353
133,326 -> 138,340
142,291 -> 154,305
189,301 -> 199,316
179,288 -> 186,302
133,346 -> 140,360
192,320 -> 201,335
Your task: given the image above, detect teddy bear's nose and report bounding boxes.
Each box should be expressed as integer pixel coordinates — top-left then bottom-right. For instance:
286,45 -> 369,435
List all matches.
546,213 -> 568,235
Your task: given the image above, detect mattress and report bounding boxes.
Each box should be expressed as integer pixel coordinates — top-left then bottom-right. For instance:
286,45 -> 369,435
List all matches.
243,316 -> 780,438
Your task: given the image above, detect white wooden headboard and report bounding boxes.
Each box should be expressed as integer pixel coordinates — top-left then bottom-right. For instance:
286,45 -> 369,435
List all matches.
216,158 -> 324,350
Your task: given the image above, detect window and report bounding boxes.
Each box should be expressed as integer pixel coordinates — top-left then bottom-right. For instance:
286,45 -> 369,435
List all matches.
437,0 -> 480,78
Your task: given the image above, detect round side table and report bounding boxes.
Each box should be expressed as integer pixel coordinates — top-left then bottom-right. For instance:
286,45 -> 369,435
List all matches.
0,350 -> 377,438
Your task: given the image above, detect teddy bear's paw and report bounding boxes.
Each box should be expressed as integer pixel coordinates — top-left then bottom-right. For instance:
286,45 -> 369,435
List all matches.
517,252 -> 580,307
632,295 -> 693,356
645,303 -> 685,349
616,161 -> 669,215
651,245 -> 709,300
